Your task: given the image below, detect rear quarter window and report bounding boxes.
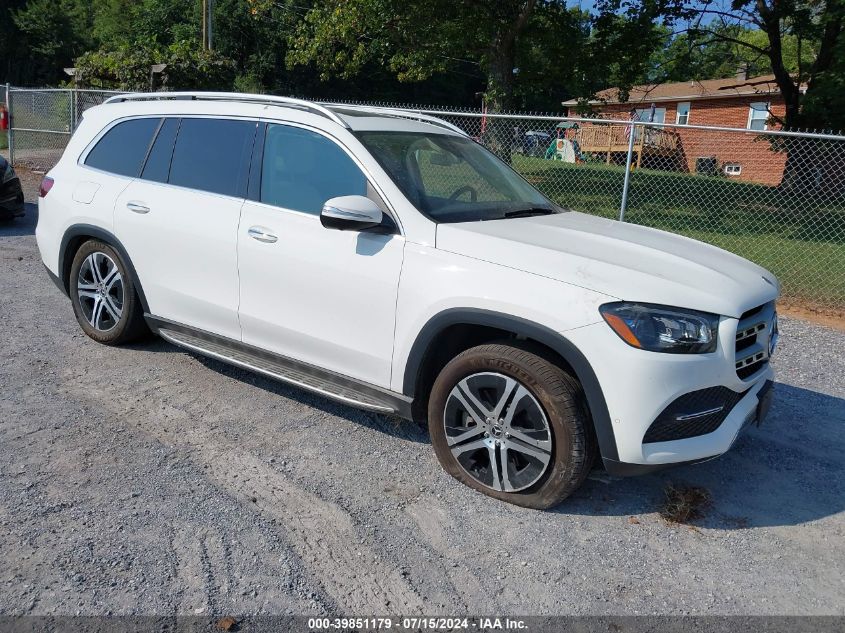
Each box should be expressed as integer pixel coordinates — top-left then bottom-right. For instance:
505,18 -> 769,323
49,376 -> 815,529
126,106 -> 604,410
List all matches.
84,118 -> 160,178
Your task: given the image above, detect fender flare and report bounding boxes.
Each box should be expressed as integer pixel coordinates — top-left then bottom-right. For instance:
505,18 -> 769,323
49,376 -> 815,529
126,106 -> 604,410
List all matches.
403,308 -> 619,462
58,224 -> 150,313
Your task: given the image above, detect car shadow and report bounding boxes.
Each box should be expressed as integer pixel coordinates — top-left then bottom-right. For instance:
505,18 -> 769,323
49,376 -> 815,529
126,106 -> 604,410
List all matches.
561,382 -> 845,529
132,337 -> 844,528
135,336 -> 429,444
0,202 -> 37,236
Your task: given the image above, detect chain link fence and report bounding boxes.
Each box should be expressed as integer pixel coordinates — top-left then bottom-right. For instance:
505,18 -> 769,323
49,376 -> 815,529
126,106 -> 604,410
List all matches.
403,109 -> 845,317
5,87 -> 845,316
4,86 -> 123,170
322,100 -> 844,316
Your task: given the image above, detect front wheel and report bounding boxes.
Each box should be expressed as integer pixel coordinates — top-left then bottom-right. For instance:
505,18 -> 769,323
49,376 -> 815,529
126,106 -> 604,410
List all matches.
428,343 -> 596,509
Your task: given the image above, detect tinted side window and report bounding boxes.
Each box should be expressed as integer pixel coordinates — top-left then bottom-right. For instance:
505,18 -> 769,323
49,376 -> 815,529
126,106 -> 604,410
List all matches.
85,118 -> 160,177
169,118 -> 256,197
141,118 -> 179,183
261,124 -> 367,214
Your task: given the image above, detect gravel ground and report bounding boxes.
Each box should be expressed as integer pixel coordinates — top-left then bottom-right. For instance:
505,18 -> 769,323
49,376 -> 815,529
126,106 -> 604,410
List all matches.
1,168 -> 844,617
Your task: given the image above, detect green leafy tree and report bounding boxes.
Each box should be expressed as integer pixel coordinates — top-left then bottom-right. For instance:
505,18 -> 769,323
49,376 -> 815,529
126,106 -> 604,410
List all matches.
584,4 -> 675,102
512,5 -> 593,110
641,26 -> 819,84
0,0 -> 28,84
281,0 -> 580,112
595,0 -> 845,131
90,0 -> 199,47
11,0 -> 94,85
73,42 -> 235,91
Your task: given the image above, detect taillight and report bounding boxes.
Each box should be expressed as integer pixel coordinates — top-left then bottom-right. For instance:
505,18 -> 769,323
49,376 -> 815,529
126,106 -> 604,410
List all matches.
39,176 -> 54,198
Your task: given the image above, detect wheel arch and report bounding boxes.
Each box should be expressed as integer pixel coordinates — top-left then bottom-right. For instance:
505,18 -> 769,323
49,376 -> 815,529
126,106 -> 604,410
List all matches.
403,308 -> 619,462
58,224 -> 150,313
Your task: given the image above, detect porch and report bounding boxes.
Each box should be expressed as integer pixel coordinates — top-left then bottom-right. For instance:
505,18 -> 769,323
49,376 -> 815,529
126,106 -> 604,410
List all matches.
575,124 -> 680,167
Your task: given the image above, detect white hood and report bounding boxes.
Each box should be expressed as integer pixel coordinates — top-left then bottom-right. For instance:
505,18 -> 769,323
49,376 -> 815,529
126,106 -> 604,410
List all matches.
435,212 -> 778,318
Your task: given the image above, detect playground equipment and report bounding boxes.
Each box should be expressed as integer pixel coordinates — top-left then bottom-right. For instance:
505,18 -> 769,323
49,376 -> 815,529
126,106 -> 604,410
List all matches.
545,122 -> 584,163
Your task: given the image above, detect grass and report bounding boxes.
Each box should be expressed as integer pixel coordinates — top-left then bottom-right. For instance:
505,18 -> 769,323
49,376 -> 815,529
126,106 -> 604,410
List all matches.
512,156 -> 845,312
0,130 -> 7,151
659,483 -> 712,524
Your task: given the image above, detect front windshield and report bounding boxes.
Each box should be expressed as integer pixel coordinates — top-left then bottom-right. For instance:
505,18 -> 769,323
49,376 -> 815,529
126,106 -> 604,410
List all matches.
356,131 -> 560,223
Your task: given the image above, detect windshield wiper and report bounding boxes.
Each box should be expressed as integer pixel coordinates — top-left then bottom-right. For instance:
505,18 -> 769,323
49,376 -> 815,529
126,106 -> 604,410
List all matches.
502,207 -> 556,218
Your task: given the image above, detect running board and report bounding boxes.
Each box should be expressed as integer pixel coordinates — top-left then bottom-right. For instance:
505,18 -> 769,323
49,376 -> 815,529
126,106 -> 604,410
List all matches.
151,319 -> 412,417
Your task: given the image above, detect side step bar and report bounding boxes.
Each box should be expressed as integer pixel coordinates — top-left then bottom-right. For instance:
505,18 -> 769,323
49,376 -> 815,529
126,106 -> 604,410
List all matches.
149,317 -> 413,418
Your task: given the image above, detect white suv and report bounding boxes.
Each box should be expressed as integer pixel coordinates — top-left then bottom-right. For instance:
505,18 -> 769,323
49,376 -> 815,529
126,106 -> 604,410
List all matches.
36,93 -> 779,508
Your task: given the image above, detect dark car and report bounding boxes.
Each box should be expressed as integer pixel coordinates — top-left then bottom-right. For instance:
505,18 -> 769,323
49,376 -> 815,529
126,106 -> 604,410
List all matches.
513,130 -> 551,157
0,155 -> 25,220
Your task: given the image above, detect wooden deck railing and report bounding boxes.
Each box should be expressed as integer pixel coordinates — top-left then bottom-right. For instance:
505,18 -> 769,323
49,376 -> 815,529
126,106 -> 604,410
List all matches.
576,124 -> 679,154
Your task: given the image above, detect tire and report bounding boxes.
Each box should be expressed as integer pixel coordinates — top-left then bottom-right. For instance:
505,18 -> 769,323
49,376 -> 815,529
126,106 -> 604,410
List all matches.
68,240 -> 148,345
428,343 -> 597,509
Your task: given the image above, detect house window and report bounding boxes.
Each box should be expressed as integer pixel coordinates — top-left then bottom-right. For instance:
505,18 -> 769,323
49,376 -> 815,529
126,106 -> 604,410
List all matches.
723,163 -> 742,177
635,107 -> 666,124
748,102 -> 769,131
676,102 -> 691,125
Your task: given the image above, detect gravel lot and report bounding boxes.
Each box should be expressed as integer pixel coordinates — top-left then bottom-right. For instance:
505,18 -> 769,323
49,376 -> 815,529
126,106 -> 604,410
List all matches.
1,168 -> 844,617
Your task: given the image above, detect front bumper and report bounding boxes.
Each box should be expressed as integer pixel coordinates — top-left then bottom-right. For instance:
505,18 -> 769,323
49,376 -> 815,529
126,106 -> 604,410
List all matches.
0,177 -> 25,218
564,315 -> 776,471
602,380 -> 774,476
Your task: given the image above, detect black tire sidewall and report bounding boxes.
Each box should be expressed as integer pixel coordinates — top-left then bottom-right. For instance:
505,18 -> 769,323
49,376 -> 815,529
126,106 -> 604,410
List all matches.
69,240 -> 141,345
428,345 -> 591,509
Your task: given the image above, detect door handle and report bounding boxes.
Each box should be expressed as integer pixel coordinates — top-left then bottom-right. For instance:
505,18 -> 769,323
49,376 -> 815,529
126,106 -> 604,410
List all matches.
126,201 -> 150,214
248,226 -> 278,243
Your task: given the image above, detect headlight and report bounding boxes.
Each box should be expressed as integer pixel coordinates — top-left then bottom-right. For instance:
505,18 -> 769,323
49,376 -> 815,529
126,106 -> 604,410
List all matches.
1,163 -> 15,184
599,302 -> 719,354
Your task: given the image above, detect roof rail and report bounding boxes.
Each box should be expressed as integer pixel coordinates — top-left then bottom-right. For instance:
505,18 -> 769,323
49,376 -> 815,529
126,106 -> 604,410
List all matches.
321,103 -> 468,137
102,92 -> 350,129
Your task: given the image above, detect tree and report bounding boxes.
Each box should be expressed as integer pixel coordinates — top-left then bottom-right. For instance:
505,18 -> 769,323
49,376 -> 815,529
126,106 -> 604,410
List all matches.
73,42 -> 236,91
512,5 -> 593,111
585,5 -> 677,102
89,0 -> 199,47
11,0 -> 94,85
280,0 -> 593,111
0,0 -> 28,84
638,25 -> 816,85
595,0 -> 845,131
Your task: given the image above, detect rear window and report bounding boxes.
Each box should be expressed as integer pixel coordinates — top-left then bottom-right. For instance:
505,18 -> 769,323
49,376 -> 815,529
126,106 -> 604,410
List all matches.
168,118 -> 256,197
84,118 -> 160,177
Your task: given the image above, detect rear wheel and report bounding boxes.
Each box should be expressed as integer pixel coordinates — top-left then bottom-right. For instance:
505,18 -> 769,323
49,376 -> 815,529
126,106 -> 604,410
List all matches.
428,343 -> 596,509
69,240 -> 147,345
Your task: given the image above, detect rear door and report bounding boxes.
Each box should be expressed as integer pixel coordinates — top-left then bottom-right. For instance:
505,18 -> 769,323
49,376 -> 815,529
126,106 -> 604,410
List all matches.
77,115 -> 161,232
114,117 -> 257,340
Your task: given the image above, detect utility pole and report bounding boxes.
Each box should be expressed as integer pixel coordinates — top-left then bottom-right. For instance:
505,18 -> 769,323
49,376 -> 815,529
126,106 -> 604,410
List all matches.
201,0 -> 214,51
208,0 -> 214,50
201,0 -> 208,50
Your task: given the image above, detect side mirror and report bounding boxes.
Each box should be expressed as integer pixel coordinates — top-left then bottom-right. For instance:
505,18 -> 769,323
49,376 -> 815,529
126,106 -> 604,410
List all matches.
320,195 -> 384,232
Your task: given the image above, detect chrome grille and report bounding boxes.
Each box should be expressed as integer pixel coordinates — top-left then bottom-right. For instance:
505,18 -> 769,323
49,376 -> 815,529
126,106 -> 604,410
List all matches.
734,302 -> 776,380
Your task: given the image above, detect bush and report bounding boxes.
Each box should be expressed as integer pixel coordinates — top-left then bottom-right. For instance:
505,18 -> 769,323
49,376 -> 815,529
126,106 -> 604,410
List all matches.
73,42 -> 236,91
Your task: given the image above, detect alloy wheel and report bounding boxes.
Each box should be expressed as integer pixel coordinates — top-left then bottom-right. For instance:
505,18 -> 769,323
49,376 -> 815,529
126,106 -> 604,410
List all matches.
443,372 -> 552,492
77,252 -> 123,332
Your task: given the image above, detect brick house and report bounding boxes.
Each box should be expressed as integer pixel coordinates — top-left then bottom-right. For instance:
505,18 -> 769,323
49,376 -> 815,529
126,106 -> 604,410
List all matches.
561,73 -> 797,186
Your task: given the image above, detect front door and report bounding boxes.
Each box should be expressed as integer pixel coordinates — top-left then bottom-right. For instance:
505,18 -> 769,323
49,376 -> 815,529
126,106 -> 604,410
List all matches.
237,123 -> 404,389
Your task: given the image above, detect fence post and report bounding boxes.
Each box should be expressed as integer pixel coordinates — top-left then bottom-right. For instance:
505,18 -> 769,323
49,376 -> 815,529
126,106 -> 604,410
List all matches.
619,120 -> 637,221
5,83 -> 13,166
